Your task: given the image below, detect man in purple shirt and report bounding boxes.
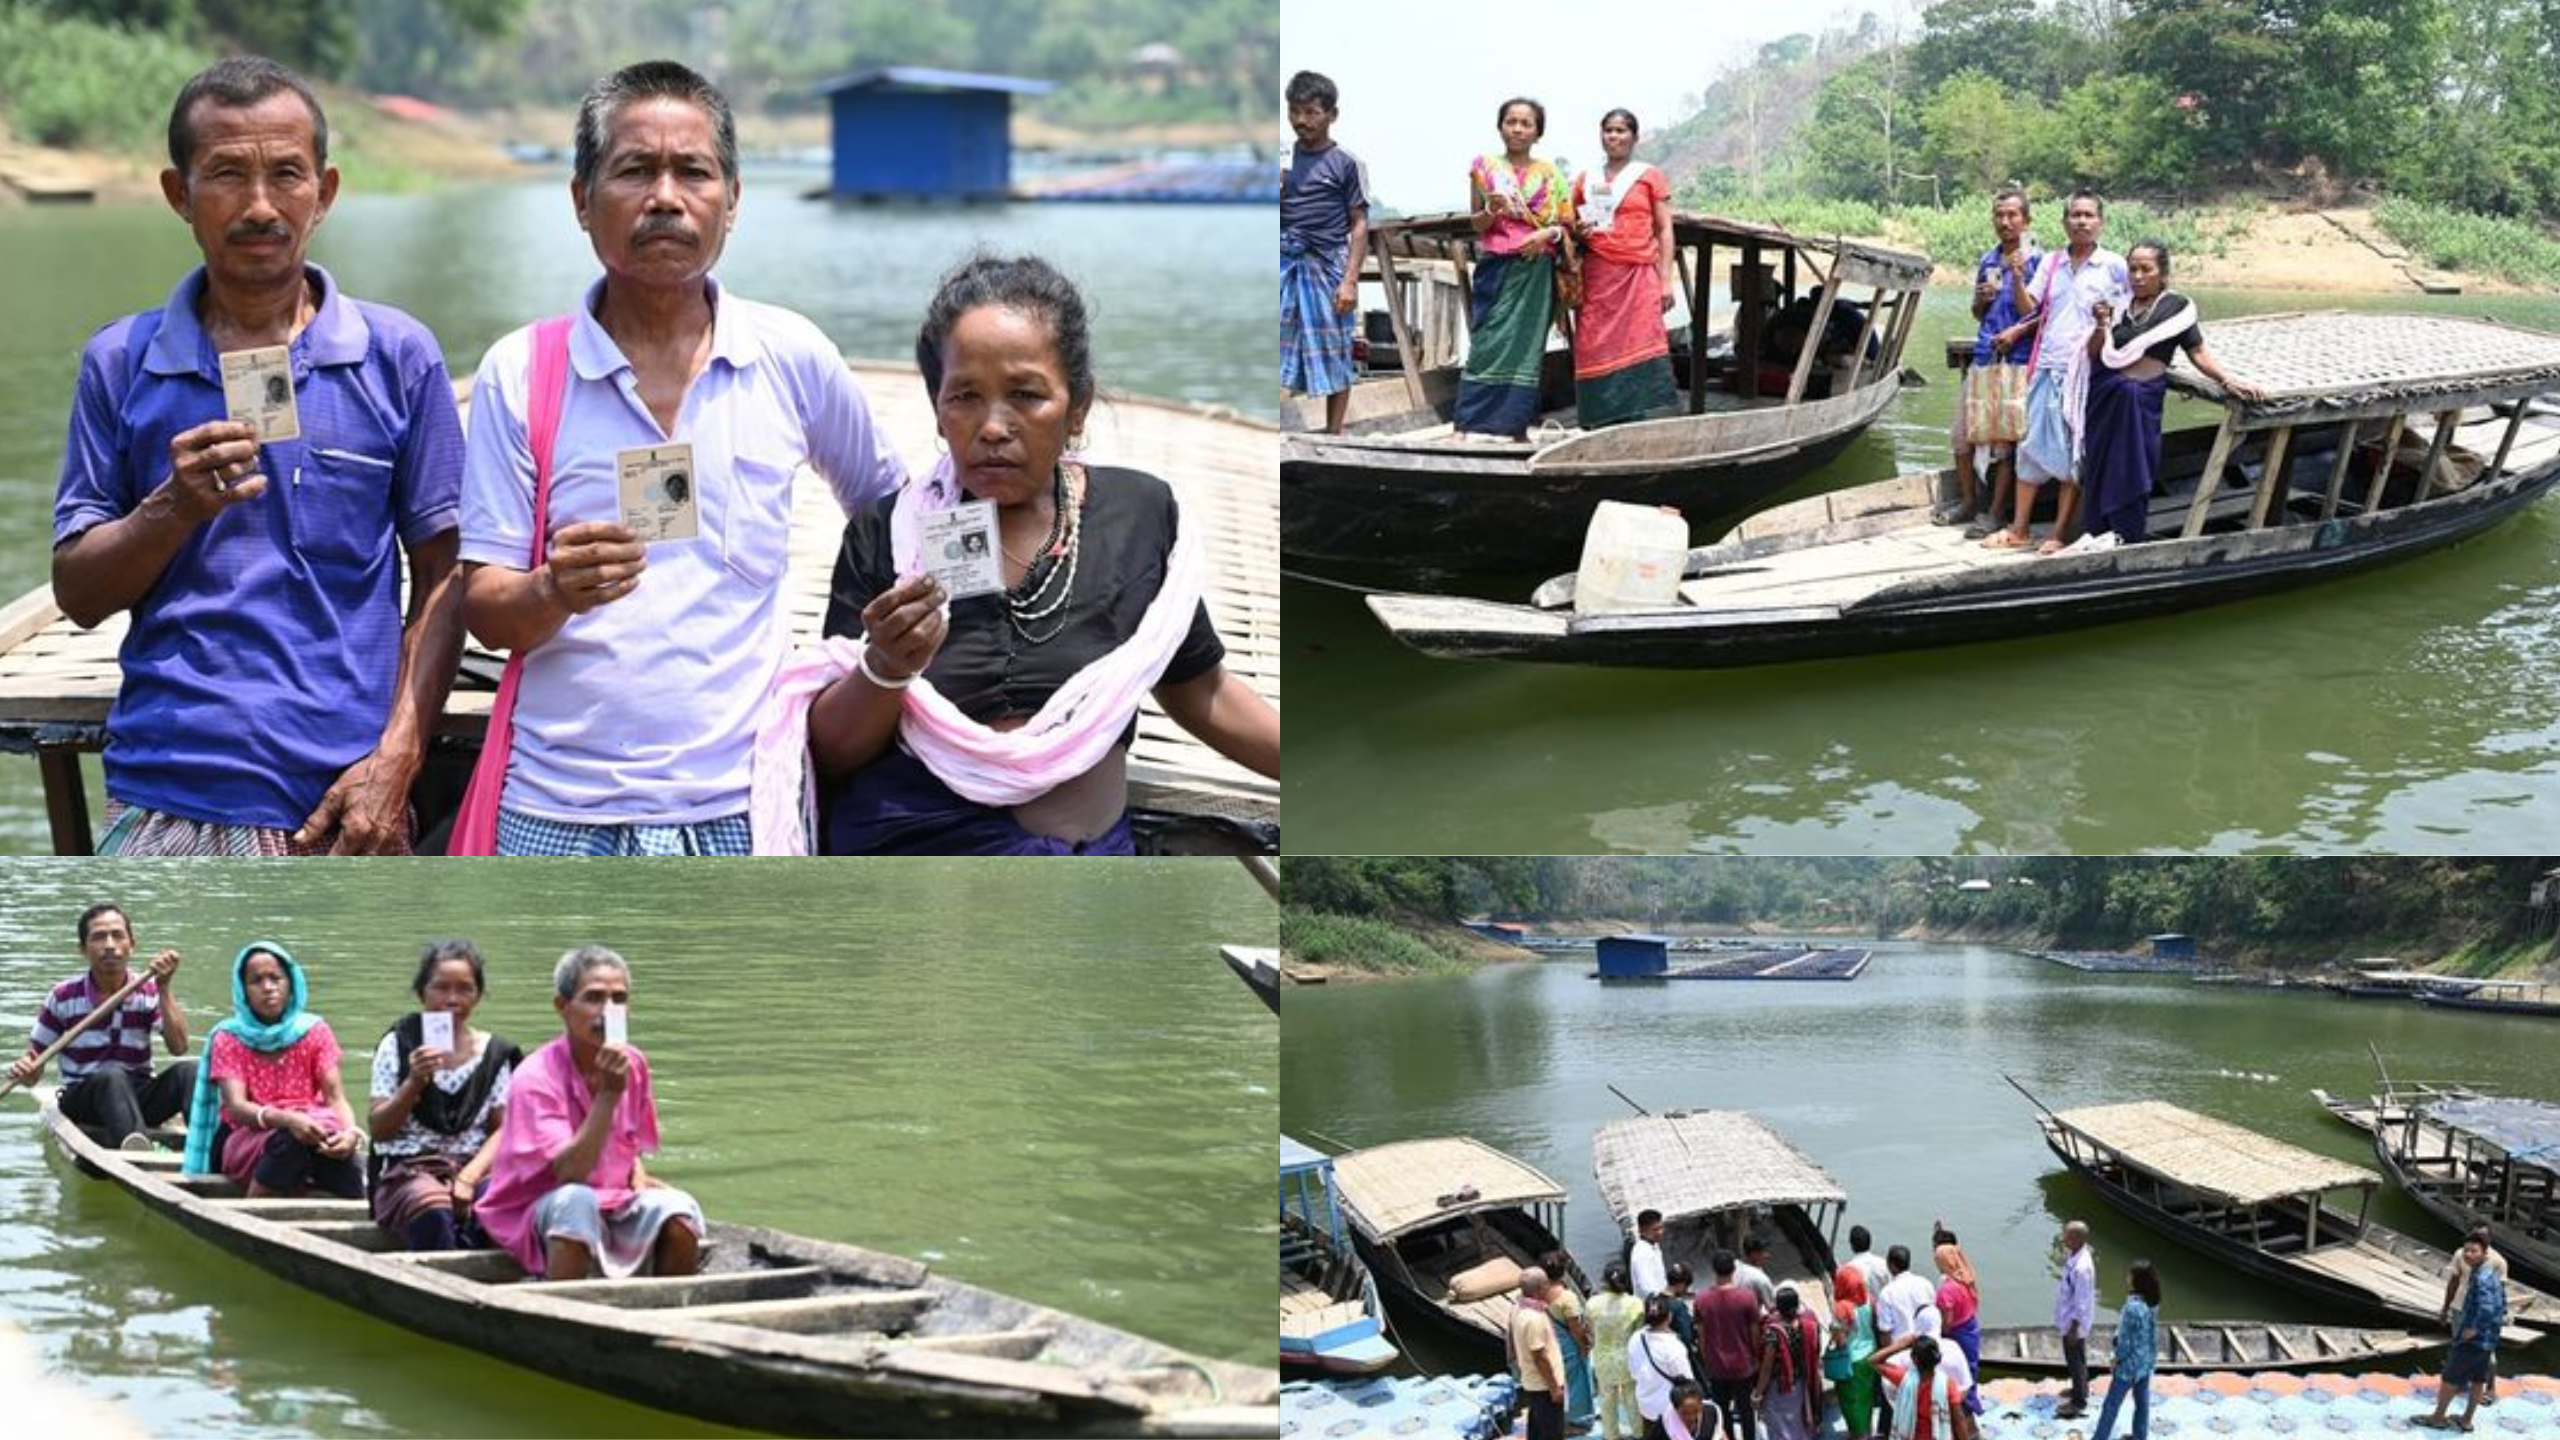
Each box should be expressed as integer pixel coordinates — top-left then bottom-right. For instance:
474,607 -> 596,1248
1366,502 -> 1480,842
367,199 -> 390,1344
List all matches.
50,57 -> 465,855
9,904 -> 193,1148
2054,1219 -> 2098,1418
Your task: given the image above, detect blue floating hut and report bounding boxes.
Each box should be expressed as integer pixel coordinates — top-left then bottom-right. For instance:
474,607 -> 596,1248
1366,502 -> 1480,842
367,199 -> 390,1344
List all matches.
1596,933 -> 1672,979
811,66 -> 1054,202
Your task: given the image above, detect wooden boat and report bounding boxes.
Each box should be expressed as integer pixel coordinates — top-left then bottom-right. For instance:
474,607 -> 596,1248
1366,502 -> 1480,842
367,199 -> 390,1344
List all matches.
1977,1320 -> 2436,1375
2311,1082 -> 2481,1136
34,1089 -> 1273,1438
2013,1083 -> 2552,1342
1330,1136 -> 1587,1358
1280,1136 -> 1398,1376
1368,312 -> 2560,665
1283,211 -> 1932,571
1590,1110 -> 1844,1317
2372,1092 -> 2560,1292
2413,977 -> 2560,1017
1221,945 -> 1280,1014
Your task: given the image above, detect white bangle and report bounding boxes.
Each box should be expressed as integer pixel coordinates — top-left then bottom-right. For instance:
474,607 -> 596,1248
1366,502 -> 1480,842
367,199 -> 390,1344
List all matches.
857,647 -> 913,690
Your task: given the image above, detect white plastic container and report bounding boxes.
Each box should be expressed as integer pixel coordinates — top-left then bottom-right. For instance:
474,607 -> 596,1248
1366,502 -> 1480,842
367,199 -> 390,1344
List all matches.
1573,501 -> 1689,614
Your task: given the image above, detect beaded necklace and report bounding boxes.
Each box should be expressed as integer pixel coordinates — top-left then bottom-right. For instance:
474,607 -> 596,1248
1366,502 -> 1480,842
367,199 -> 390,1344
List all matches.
1005,462 -> 1084,644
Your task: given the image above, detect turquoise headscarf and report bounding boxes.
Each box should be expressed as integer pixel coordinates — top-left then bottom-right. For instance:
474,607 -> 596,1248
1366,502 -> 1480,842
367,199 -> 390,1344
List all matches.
181,942 -> 322,1174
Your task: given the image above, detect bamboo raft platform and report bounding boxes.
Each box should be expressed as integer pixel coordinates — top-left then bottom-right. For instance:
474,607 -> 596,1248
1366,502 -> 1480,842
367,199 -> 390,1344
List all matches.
0,360 -> 1277,853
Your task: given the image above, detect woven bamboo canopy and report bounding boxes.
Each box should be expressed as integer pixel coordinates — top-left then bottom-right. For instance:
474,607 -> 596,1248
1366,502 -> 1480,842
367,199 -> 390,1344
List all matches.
1372,209 -> 1933,289
2168,312 -> 2560,422
1330,1138 -> 1568,1241
1591,1111 -> 1846,1229
2051,1101 -> 2379,1206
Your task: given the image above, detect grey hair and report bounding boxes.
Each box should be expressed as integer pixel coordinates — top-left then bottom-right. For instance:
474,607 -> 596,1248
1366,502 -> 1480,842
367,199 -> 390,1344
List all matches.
1518,1265 -> 1550,1296
553,944 -> 629,999
572,60 -> 738,194
2064,1220 -> 2089,1241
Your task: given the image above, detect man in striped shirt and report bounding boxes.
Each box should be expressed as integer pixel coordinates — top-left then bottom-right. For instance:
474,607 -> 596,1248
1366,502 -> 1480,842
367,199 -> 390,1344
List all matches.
10,904 -> 193,1148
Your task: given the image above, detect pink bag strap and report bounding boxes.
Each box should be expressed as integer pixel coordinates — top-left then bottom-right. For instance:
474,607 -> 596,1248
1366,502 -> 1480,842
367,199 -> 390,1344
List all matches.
523,315 -> 575,554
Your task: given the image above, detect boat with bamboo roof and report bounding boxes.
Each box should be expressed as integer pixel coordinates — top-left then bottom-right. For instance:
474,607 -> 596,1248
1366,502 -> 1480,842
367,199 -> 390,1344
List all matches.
1221,945 -> 1279,1014
1328,1136 -> 1586,1356
1368,311 -> 2560,666
1280,1137 -> 1398,1377
31,1089 -> 1274,1438
0,361 -> 1278,855
1977,1319 -> 2437,1375
1589,1110 -> 1846,1317
2011,1081 -> 2553,1341
2372,1092 -> 2560,1291
1282,211 -> 1933,571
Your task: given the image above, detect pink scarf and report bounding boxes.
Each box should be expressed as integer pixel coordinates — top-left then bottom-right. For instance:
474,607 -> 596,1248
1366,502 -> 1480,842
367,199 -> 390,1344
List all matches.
750,457 -> 1201,854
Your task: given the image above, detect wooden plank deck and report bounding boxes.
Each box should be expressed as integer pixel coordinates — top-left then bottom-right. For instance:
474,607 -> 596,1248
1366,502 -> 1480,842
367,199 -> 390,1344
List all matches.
0,360 -> 1277,851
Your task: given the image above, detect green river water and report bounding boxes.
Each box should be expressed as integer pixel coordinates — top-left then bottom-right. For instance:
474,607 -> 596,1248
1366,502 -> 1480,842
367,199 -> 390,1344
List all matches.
1281,945 -> 2560,1378
1283,286 -> 2560,854
0,858 -> 1276,1437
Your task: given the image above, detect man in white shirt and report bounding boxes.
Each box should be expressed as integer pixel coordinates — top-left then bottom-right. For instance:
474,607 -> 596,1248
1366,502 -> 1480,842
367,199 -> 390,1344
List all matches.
1630,1208 -> 1669,1301
1847,1223 -> 1893,1307
1876,1244 -> 1940,1346
2054,1220 -> 2098,1419
460,60 -> 903,854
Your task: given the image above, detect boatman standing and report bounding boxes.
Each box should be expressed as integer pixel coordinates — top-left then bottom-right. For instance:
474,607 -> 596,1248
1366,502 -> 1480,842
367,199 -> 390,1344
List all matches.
52,57 -> 467,855
2002,189 -> 2128,555
10,904 -> 193,1149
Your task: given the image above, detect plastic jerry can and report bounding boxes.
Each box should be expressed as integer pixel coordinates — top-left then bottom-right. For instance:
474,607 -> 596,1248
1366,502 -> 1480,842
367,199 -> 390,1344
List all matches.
1573,501 -> 1689,613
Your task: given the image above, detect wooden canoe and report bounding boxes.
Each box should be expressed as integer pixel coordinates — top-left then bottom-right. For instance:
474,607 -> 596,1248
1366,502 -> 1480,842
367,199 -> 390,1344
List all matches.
1977,1320 -> 2437,1375
35,1090 -> 1274,1438
2310,1083 -> 2480,1137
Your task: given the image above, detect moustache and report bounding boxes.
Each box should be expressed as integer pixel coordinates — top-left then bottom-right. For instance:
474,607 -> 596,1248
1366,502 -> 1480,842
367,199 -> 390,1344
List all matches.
633,215 -> 698,246
227,222 -> 293,244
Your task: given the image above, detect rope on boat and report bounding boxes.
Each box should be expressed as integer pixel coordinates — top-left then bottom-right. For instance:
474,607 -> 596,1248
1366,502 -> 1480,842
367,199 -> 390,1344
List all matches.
1280,568 -> 1403,596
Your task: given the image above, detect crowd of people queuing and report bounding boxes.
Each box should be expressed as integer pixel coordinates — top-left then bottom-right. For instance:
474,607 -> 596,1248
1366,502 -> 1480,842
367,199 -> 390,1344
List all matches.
13,903 -> 702,1283
54,54 -> 1276,858
1496,1207 -> 2522,1440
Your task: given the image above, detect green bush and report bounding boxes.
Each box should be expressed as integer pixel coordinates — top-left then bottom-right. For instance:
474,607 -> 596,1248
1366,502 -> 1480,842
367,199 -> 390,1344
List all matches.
1280,911 -> 1475,976
0,10 -> 205,156
2373,196 -> 2560,289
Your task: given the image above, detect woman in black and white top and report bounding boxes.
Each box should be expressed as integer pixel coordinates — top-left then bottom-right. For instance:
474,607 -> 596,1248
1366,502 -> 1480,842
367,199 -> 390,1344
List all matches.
2069,239 -> 2264,551
367,939 -> 520,1250
1628,1294 -> 1708,1440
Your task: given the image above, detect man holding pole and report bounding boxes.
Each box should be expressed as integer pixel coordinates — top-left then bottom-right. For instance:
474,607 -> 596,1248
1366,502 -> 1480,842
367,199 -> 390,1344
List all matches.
6,905 -> 192,1148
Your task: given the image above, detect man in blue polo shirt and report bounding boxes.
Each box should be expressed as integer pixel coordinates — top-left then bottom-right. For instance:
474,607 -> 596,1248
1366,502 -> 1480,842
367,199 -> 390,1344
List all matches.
51,57 -> 466,855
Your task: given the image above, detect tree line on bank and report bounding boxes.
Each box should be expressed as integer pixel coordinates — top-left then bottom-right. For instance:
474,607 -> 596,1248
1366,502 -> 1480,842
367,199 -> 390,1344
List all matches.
1656,1 -> 2560,224
1,0 -> 1268,155
1285,857 -> 2560,960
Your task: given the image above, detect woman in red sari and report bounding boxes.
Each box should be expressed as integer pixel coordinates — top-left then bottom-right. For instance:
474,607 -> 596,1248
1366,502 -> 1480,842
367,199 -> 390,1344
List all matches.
1571,108 -> 1678,428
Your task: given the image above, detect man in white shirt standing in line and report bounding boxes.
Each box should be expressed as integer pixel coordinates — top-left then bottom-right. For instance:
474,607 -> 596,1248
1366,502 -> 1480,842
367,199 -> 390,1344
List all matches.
460,60 -> 903,854
1630,1208 -> 1669,1301
2055,1219 -> 2099,1419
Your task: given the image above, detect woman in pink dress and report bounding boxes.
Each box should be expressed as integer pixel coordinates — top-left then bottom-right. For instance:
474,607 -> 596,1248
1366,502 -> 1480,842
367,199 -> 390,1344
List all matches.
473,945 -> 703,1280
180,942 -> 361,1198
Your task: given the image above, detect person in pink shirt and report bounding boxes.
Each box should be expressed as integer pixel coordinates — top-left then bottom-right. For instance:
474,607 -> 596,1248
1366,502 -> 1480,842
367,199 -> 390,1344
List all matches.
473,946 -> 703,1279
180,942 -> 360,1198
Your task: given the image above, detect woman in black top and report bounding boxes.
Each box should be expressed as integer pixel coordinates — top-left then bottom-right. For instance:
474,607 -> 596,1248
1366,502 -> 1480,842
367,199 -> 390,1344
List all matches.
805,255 -> 1280,853
2073,240 -> 2263,549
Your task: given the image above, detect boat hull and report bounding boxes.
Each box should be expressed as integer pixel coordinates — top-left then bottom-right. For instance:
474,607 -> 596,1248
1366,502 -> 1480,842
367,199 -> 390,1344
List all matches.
1976,1321 -> 2435,1375
36,1095 -> 1273,1438
1370,451 -> 2560,667
2413,993 -> 2560,1017
1352,1209 -> 1580,1365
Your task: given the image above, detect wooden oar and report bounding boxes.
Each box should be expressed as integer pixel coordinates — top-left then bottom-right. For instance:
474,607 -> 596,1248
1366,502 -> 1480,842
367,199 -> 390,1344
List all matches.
1236,855 -> 1280,903
0,963 -> 158,1103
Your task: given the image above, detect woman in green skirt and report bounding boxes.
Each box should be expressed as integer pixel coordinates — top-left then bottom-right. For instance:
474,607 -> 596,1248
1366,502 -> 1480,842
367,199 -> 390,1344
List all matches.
1454,96 -> 1574,440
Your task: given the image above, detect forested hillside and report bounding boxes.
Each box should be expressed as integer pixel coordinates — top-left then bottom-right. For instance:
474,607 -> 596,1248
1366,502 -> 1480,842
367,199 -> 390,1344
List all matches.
1285,857 -> 2560,963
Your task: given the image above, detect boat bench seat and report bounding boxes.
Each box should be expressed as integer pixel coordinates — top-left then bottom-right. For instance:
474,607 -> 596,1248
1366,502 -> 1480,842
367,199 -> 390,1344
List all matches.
679,1287 -> 938,1335
1282,1301 -> 1368,1338
534,1262 -> 829,1308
